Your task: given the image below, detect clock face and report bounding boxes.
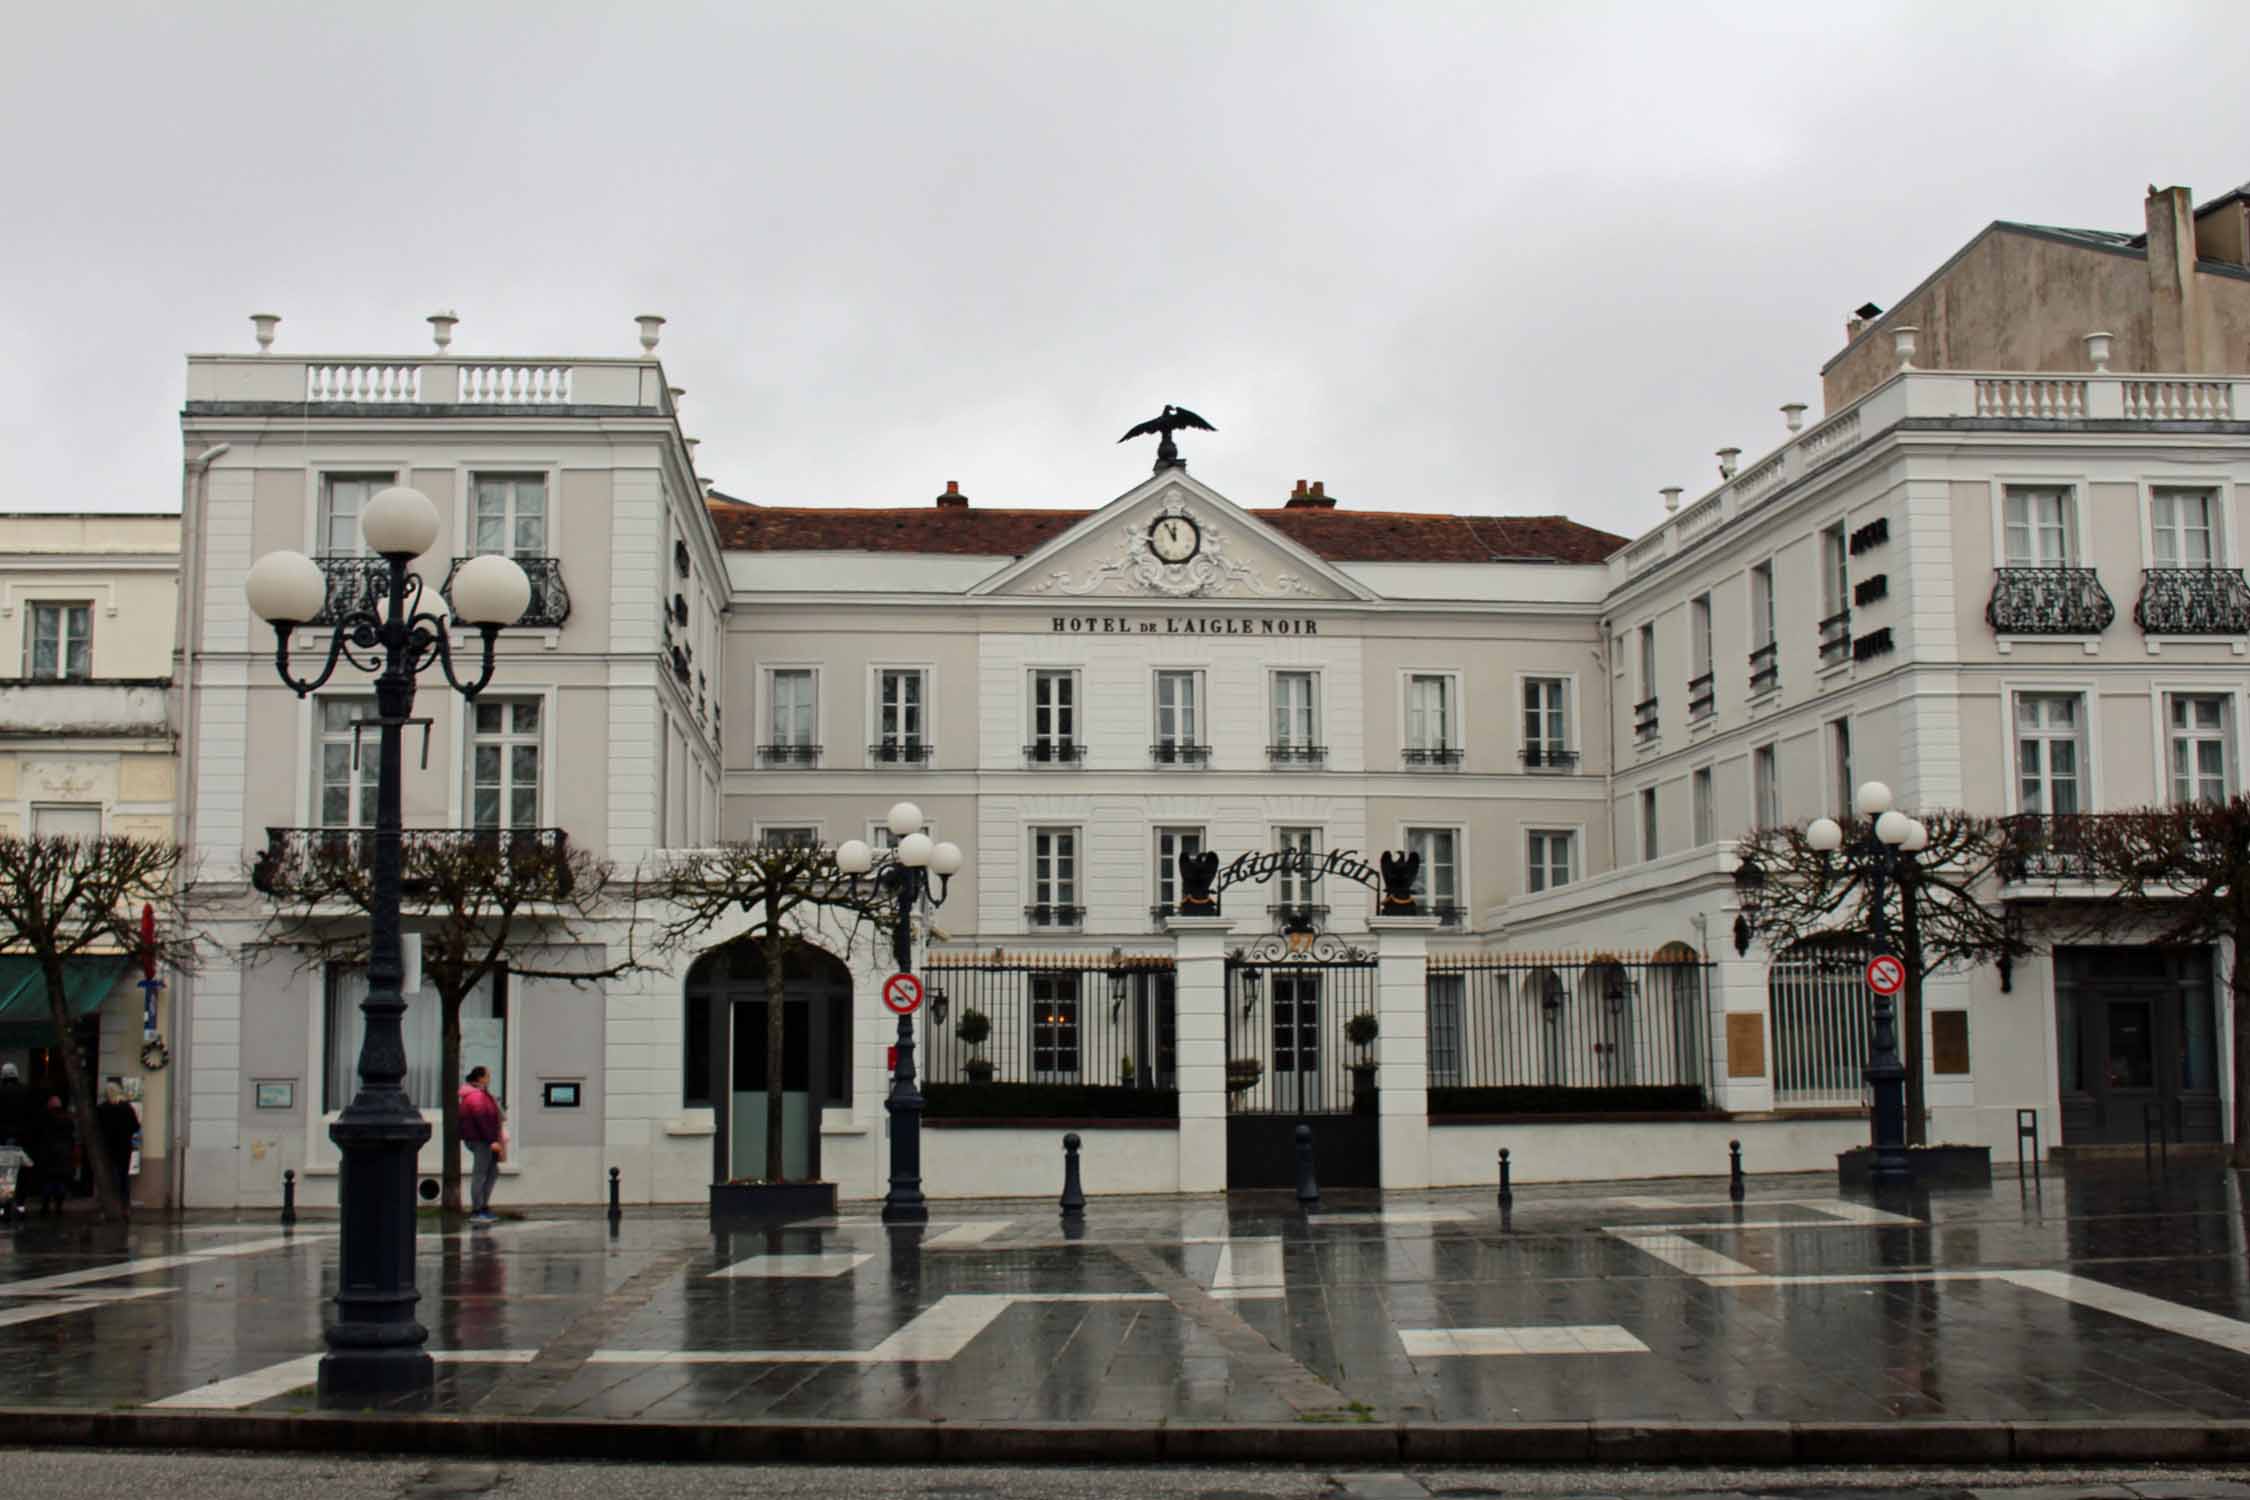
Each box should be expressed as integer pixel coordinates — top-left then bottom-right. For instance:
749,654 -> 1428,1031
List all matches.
1148,513 -> 1201,564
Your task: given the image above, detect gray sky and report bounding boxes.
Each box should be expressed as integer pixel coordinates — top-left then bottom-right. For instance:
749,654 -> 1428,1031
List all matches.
4,2 -> 2245,539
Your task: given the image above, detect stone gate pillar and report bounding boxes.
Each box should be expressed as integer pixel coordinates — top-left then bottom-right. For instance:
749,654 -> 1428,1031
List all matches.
1370,914 -> 1439,1190
1710,955 -> 1775,1114
1166,915 -> 1236,1194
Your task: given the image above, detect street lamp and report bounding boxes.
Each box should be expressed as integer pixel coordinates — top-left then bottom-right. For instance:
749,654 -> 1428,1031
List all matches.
835,801 -> 964,1225
245,486 -> 530,1401
1804,780 -> 1928,1189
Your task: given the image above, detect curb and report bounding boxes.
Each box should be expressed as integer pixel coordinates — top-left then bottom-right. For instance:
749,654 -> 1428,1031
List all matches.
7,1409 -> 2250,1464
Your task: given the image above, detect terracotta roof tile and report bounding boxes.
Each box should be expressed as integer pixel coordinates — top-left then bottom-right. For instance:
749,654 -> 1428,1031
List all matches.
706,503 -> 1623,565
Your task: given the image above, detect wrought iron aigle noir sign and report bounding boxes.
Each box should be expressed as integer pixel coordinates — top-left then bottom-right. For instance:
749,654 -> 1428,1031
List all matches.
1177,845 -> 1422,915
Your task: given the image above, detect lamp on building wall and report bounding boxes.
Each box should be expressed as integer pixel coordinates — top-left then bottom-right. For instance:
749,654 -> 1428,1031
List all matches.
1730,855 -> 1765,957
245,485 -> 530,1402
835,801 -> 965,1225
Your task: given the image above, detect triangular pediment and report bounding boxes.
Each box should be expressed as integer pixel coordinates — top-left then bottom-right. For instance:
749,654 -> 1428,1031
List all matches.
971,471 -> 1373,602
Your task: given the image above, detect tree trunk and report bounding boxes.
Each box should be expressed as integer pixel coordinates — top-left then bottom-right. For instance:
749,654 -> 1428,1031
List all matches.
439,984 -> 464,1215
1900,876 -> 1928,1147
763,927 -> 788,1182
2233,936 -> 2250,1170
38,953 -> 124,1223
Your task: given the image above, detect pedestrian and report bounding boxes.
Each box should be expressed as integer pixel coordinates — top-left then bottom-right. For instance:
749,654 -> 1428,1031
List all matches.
458,1067 -> 505,1226
0,1063 -> 30,1149
95,1084 -> 140,1213
34,1095 -> 74,1215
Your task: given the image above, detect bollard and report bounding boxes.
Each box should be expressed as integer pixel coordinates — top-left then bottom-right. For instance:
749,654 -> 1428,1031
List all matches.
1059,1133 -> 1086,1222
607,1166 -> 622,1229
1729,1139 -> 1745,1203
2015,1107 -> 2041,1188
2144,1100 -> 2168,1174
1295,1123 -> 1320,1210
1496,1147 -> 1513,1213
281,1168 -> 297,1228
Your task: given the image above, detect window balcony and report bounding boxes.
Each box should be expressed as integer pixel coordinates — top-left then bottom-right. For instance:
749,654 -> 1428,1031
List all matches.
1687,672 -> 1716,721
1024,903 -> 1084,929
1633,697 -> 1659,743
1267,744 -> 1328,767
868,740 -> 932,766
1817,609 -> 1852,666
250,825 -> 573,898
1403,746 -> 1464,768
308,555 -> 389,626
1748,641 -> 1779,696
1149,742 -> 1212,766
757,743 -> 822,768
438,557 -> 572,630
2134,568 -> 2250,636
1997,812 -> 2106,883
1520,744 -> 1578,771
1023,740 -> 1087,766
1986,567 -> 2116,636
1430,903 -> 1466,929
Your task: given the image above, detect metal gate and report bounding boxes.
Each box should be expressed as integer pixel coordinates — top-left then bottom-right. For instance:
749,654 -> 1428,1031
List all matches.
1224,932 -> 1381,1188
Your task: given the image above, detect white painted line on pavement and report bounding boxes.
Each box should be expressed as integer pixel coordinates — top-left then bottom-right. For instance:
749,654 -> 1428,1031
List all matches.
2000,1269 -> 2250,1357
1210,1238 -> 1285,1299
1400,1323 -> 1648,1358
1610,1231 -> 1759,1279
0,1233 -> 328,1296
148,1348 -> 540,1409
708,1251 -> 872,1279
1600,1218 -> 1925,1234
587,1291 -> 1165,1366
925,1221 -> 1012,1247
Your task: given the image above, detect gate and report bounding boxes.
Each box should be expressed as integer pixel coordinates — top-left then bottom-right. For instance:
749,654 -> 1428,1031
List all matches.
1224,932 -> 1381,1188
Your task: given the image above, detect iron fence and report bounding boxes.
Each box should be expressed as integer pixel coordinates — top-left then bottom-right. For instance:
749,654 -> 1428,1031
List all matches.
1224,934 -> 1380,1115
922,950 -> 1176,1093
1768,941 -> 1874,1107
1424,952 -> 1711,1097
1986,567 -> 2116,635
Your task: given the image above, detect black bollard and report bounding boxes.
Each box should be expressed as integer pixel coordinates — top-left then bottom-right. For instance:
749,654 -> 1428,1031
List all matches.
1729,1139 -> 1745,1202
281,1168 -> 297,1228
1497,1147 -> 1513,1213
607,1166 -> 622,1229
1295,1123 -> 1320,1210
1059,1133 -> 1086,1222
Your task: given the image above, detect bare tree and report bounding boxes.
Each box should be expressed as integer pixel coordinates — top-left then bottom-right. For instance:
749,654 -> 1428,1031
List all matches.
252,829 -> 637,1213
2021,801 -> 2250,1164
642,841 -> 894,1183
1736,810 -> 2026,1143
0,834 -> 202,1222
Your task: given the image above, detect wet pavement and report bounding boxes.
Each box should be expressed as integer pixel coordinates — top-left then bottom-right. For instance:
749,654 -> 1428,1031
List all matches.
7,1163 -> 2250,1425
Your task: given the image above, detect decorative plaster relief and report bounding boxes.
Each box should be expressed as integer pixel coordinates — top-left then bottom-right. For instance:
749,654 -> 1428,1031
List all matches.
27,759 -> 107,801
1028,491 -> 1320,600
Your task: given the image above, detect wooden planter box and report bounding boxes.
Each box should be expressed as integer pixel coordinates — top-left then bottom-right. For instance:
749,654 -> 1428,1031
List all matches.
1836,1144 -> 1992,1190
709,1180 -> 837,1228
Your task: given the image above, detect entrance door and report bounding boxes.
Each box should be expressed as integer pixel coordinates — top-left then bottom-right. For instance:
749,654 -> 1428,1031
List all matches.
1271,975 -> 1322,1113
2056,947 -> 2220,1144
731,998 -> 813,1182
688,942 -> 852,1185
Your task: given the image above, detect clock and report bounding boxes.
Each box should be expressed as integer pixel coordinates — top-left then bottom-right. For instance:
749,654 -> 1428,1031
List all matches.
1148,513 -> 1201,565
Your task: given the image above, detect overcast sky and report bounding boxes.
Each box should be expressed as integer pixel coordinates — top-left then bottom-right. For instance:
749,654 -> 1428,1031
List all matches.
4,2 -> 2245,539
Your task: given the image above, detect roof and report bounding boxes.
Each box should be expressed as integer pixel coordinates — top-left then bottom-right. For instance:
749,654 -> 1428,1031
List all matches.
2003,220 -> 2145,251
704,503 -> 1625,565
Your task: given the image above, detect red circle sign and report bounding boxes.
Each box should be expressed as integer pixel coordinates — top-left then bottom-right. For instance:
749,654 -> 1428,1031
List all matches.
882,973 -> 924,1015
1865,955 -> 1906,997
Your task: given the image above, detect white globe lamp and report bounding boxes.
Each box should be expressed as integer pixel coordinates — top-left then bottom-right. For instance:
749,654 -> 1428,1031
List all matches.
897,832 -> 933,868
835,839 -> 873,876
930,841 -> 964,877
1805,817 -> 1844,853
1855,781 -> 1894,818
360,485 -> 442,559
1875,809 -> 1914,846
245,550 -> 327,625
450,554 -> 532,626
887,802 -> 924,839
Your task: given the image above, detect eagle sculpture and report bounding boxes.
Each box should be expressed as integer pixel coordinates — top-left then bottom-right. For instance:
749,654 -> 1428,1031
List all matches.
1378,849 -> 1422,910
1119,405 -> 1216,471
1178,847 -> 1221,910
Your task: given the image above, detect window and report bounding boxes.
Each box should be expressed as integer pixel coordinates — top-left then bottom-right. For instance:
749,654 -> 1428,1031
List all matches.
764,669 -> 817,765
1749,560 -> 1779,693
758,826 -> 820,849
1522,677 -> 1571,767
2004,486 -> 2077,567
875,668 -> 927,763
1154,826 -> 1204,915
1693,766 -> 1714,846
1637,624 -> 1657,699
319,474 -> 392,554
1405,674 -> 1456,758
1030,973 -> 1081,1080
2015,693 -> 2085,814
2168,694 -> 2231,804
1154,670 -> 1203,761
471,474 -> 547,559
1829,719 -> 1854,818
1640,787 -> 1659,862
1689,596 -> 1715,718
1753,743 -> 1780,829
1820,523 -> 1849,615
27,602 -> 91,680
1029,826 -> 1079,925
1427,973 -> 1464,1088
317,699 -> 377,828
1406,828 -> 1460,921
470,699 -> 542,832
31,804 -> 101,838
1276,826 -> 1321,907
1272,670 -> 1319,754
2152,487 -> 2220,568
1526,830 -> 1576,893
326,965 -> 502,1113
1030,669 -> 1078,759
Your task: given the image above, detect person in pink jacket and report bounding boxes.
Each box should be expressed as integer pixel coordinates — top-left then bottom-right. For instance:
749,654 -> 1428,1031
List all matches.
458,1067 -> 505,1225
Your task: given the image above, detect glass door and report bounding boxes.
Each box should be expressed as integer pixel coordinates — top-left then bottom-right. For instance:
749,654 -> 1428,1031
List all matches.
1271,974 -> 1322,1112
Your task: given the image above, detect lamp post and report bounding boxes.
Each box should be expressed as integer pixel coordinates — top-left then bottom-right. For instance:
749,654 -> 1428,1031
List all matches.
244,486 -> 531,1400
835,802 -> 964,1225
1804,781 -> 1929,1189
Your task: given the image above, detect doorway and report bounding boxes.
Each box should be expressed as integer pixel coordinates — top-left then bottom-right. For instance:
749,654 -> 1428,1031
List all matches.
685,942 -> 852,1183
2055,947 -> 2220,1144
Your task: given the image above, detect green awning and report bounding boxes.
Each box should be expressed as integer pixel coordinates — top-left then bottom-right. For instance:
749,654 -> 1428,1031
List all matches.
0,957 -> 128,1047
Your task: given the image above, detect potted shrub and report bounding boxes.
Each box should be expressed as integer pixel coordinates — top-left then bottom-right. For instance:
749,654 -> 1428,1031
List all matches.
957,1008 -> 994,1083
1119,1054 -> 1136,1085
1345,1011 -> 1380,1114
1225,1056 -> 1264,1093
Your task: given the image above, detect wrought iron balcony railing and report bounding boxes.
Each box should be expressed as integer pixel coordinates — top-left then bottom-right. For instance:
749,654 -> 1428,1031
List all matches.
1997,812 -> 2107,882
1817,608 -> 1852,665
1687,672 -> 1716,720
1521,744 -> 1578,771
757,743 -> 822,767
309,555 -> 390,626
1267,744 -> 1328,766
1024,903 -> 1084,929
868,740 -> 933,765
1430,903 -> 1467,928
1403,745 -> 1465,767
2134,568 -> 2250,636
250,826 -> 573,897
441,556 -> 571,629
1748,640 -> 1779,695
1023,740 -> 1087,765
1149,742 -> 1213,766
1986,567 -> 2116,636
1633,697 -> 1659,743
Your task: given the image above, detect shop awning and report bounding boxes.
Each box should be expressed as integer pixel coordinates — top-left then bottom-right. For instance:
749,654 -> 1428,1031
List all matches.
0,957 -> 128,1047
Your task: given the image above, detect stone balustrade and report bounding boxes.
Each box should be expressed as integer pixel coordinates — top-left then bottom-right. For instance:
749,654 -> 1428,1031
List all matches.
185,355 -> 671,410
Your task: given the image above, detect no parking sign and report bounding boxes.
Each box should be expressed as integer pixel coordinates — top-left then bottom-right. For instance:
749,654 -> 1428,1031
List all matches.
882,973 -> 924,1015
1865,954 -> 1906,997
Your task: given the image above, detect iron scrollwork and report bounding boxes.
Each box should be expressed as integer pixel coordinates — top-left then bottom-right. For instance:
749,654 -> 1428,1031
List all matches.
1233,930 -> 1374,966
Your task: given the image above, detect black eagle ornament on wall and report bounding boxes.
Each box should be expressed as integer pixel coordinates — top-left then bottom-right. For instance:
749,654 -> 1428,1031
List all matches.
1119,405 -> 1216,471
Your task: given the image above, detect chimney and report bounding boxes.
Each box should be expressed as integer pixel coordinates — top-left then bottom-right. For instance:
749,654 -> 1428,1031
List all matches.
935,480 -> 969,509
2146,184 -> 2200,369
1285,480 -> 1335,509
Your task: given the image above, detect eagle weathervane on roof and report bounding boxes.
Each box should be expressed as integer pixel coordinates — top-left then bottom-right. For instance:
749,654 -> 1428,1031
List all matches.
1119,405 -> 1215,473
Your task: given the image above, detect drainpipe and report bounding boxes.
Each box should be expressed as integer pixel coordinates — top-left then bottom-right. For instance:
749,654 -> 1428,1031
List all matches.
172,441 -> 229,1211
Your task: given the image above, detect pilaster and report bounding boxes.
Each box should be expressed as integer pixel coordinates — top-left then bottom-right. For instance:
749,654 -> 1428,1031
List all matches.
1369,914 -> 1437,1189
1166,915 -> 1236,1194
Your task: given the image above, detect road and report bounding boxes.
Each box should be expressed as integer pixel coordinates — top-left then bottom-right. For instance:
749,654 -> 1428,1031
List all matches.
9,1452 -> 2250,1500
